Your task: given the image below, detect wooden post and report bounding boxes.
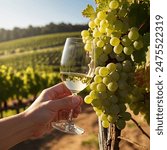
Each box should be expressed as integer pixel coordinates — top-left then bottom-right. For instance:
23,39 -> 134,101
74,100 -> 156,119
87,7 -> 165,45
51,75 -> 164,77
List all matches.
98,118 -> 121,150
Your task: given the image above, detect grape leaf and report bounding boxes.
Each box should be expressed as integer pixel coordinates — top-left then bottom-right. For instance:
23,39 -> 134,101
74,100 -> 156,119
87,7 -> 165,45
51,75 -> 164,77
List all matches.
82,4 -> 96,20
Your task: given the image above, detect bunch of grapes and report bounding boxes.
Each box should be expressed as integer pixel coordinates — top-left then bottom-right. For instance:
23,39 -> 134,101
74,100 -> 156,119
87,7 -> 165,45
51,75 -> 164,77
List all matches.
81,0 -> 150,128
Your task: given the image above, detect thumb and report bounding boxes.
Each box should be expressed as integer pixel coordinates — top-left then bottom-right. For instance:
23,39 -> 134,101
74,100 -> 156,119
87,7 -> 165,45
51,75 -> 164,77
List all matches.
47,95 -> 83,111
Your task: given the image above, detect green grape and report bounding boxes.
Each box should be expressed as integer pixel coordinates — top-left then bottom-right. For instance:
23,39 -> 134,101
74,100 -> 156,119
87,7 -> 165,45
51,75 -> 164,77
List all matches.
109,95 -> 118,103
113,20 -> 123,31
103,44 -> 113,54
92,99 -> 102,108
95,109 -> 103,116
133,40 -> 144,50
121,35 -> 132,47
89,90 -> 99,99
107,11 -> 117,23
94,18 -> 101,25
89,20 -> 96,29
116,118 -> 126,130
100,19 -> 109,28
90,82 -> 97,90
118,80 -> 128,90
95,67 -> 101,75
115,53 -> 125,62
97,11 -> 107,20
116,63 -> 122,71
111,104 -> 120,114
101,113 -> 108,121
102,120 -> 110,128
110,37 -> 120,46
111,32 -> 121,38
119,103 -> 127,112
97,83 -> 107,92
99,27 -> 106,33
122,60 -> 132,72
107,81 -> 118,92
84,42 -> 92,51
108,115 -> 117,123
120,112 -> 131,121
99,67 -> 110,76
95,47 -> 103,60
94,75 -> 103,83
106,28 -> 112,36
118,8 -> 128,17
110,71 -> 120,81
84,95 -> 93,104
97,40 -> 105,48
120,72 -> 128,80
123,46 -> 134,55
93,29 -> 102,37
81,30 -> 90,37
128,29 -> 139,41
98,53 -> 108,66
109,0 -> 119,10
106,63 -> 116,72
113,44 -> 123,54
103,75 -> 112,85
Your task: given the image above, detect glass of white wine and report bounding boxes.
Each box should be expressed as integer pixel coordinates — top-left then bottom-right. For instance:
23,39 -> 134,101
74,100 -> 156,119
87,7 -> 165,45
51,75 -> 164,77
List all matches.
52,37 -> 95,135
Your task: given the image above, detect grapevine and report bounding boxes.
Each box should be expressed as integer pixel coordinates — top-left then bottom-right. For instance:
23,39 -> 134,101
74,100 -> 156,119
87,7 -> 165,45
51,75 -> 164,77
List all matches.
81,0 -> 150,147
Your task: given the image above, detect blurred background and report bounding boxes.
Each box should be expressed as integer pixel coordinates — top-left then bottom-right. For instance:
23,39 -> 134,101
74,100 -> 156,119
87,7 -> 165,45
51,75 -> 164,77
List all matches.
0,0 -> 149,149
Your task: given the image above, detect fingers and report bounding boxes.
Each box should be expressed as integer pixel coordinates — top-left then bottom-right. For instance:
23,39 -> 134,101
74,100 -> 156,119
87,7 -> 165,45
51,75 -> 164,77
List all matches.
43,82 -> 71,100
47,95 -> 83,112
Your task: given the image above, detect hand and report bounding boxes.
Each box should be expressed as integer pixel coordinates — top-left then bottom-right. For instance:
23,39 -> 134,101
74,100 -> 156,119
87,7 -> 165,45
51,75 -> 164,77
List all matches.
24,82 -> 83,138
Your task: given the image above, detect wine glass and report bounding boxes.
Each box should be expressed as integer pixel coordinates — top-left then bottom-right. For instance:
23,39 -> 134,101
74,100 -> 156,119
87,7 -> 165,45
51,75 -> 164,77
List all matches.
51,37 -> 95,135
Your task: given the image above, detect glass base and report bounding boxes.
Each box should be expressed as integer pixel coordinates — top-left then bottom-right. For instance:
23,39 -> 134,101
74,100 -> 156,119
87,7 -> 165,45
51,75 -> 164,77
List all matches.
51,121 -> 84,135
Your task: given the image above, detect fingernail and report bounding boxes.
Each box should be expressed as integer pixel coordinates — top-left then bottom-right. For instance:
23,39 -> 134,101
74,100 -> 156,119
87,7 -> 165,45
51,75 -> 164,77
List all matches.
72,96 -> 81,106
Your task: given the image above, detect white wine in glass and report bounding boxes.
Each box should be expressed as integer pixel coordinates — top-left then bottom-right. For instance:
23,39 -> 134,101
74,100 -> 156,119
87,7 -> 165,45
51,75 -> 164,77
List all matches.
52,37 -> 95,135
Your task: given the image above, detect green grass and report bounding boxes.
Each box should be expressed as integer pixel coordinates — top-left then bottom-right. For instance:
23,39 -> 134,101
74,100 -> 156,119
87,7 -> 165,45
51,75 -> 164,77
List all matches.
0,32 -> 80,55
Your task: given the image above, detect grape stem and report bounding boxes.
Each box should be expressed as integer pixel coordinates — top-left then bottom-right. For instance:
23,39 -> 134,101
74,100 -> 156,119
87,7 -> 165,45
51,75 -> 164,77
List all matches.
131,117 -> 150,139
118,136 -> 148,150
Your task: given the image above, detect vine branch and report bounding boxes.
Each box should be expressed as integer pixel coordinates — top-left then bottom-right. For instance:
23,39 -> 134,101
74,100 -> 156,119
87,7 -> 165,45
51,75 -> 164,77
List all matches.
131,117 -> 150,139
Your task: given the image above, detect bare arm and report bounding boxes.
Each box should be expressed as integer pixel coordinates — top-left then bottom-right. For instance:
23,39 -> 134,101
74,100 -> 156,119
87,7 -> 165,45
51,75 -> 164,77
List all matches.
0,83 -> 82,149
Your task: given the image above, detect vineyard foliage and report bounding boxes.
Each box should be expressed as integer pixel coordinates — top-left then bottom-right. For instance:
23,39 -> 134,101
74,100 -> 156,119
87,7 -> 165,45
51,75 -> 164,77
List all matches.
82,0 -> 150,129
0,65 -> 61,107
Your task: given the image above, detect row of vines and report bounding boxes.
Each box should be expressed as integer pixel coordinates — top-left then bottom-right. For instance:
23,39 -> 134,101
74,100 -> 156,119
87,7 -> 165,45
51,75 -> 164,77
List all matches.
0,65 -> 61,118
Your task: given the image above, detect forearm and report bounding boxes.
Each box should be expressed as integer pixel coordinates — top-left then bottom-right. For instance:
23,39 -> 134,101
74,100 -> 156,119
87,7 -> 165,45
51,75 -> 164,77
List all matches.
0,112 -> 34,149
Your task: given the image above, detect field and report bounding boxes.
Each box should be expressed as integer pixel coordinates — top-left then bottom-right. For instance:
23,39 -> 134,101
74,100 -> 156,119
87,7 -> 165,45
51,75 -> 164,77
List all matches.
0,31 -> 150,150
0,32 -> 80,70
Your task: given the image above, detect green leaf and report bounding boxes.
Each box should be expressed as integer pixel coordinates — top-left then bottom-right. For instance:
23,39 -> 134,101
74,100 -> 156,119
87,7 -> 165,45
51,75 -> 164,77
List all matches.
82,4 -> 96,20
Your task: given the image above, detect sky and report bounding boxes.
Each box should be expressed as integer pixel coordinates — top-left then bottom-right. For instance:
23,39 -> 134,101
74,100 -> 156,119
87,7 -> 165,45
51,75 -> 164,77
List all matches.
0,0 -> 95,29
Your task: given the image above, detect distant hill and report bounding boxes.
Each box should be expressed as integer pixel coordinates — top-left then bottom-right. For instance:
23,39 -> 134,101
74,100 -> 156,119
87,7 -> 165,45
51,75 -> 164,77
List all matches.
0,22 -> 87,42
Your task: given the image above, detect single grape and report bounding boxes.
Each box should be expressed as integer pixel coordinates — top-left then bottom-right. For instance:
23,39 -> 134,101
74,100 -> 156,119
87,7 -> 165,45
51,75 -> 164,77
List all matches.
103,44 -> 113,54
110,71 -> 120,81
89,90 -> 99,99
95,67 -> 101,75
120,112 -> 131,121
84,42 -> 92,51
100,19 -> 109,28
99,27 -> 106,33
113,44 -> 123,54
110,37 -> 120,46
97,83 -> 107,92
90,82 -> 97,90
109,0 -> 119,10
102,120 -> 110,128
109,95 -> 118,103
84,95 -> 93,104
107,63 -> 116,72
99,67 -> 110,76
101,113 -> 108,121
118,80 -> 128,90
94,75 -> 103,83
121,35 -> 132,47
128,30 -> 139,41
97,11 -> 107,20
123,46 -> 134,55
97,40 -> 105,48
107,81 -> 118,92
116,63 -> 122,71
122,60 -> 132,72
115,53 -> 125,62
89,20 -> 96,29
81,30 -> 90,37
108,115 -> 117,123
93,29 -> 101,37
103,75 -> 112,85
133,40 -> 144,50
116,118 -> 126,130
